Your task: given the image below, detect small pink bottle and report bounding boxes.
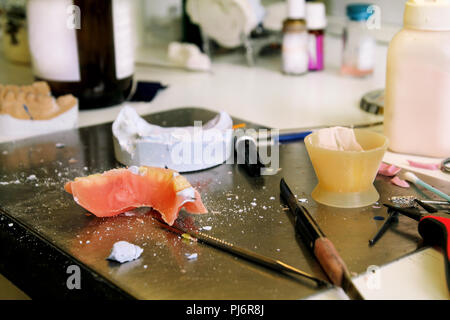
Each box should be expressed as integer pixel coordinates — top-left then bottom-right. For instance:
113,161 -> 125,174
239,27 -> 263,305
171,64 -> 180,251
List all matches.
306,2 -> 326,71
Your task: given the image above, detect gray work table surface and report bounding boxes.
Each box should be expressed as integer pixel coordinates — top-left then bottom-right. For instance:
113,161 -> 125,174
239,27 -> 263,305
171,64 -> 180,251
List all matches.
1,108 -> 448,299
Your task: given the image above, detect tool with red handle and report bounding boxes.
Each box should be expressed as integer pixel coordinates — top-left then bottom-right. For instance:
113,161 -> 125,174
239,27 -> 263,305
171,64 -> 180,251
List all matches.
384,203 -> 450,291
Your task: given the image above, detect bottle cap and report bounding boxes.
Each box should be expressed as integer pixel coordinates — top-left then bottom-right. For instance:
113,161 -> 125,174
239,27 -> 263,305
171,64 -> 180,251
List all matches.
404,0 -> 450,31
306,2 -> 327,30
346,3 -> 374,21
287,0 -> 306,19
360,89 -> 384,115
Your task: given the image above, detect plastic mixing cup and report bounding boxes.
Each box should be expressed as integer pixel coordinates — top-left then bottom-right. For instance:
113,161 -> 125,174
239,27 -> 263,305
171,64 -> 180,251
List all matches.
305,129 -> 388,208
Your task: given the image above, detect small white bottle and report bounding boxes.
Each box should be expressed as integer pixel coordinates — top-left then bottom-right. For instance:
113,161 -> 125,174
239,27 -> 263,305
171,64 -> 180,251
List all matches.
384,0 -> 450,158
282,0 -> 308,75
341,4 -> 376,77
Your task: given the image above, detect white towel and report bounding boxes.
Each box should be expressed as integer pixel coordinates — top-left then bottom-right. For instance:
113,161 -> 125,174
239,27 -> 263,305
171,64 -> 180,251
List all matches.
316,127 -> 364,151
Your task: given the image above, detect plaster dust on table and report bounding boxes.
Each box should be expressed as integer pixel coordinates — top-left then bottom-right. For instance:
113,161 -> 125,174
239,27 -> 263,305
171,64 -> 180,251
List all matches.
0,154 -> 99,233
189,175 -> 291,253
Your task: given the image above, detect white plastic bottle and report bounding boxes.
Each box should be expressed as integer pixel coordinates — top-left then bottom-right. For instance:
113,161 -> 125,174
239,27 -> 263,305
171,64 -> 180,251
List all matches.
384,0 -> 450,158
341,4 -> 376,77
282,0 -> 308,75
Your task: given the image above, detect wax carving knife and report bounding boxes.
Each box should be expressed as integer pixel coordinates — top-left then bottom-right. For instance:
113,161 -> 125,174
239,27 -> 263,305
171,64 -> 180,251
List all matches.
151,215 -> 329,287
280,178 -> 365,300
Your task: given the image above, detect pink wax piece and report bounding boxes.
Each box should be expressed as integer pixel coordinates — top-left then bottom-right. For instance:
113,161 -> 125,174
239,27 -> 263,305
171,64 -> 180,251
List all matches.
407,160 -> 440,171
390,176 -> 410,188
378,162 -> 401,177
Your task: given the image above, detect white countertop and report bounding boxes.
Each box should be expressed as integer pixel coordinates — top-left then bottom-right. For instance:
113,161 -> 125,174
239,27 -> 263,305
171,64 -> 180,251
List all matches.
0,35 -> 384,131
0,35 -> 448,300
80,36 -> 385,130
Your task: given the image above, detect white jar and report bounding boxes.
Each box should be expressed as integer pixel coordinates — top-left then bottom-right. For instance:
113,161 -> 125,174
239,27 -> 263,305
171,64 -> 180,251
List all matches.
384,0 -> 450,158
282,25 -> 308,75
282,0 -> 308,75
341,4 -> 376,77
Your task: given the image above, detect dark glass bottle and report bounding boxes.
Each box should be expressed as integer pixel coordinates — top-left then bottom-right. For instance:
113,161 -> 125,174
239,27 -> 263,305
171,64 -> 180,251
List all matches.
181,0 -> 203,50
28,0 -> 134,109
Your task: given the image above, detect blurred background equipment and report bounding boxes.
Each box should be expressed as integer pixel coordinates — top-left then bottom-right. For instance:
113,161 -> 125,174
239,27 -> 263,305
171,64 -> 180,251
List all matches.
186,0 -> 278,67
0,0 -> 30,64
186,0 -> 264,49
143,0 -> 183,46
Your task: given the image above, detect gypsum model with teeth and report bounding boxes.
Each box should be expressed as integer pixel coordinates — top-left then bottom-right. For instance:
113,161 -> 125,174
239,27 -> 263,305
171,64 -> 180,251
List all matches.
0,81 -> 77,120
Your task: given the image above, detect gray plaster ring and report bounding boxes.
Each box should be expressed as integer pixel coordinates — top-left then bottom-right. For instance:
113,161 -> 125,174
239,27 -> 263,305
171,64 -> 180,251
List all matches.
112,106 -> 233,172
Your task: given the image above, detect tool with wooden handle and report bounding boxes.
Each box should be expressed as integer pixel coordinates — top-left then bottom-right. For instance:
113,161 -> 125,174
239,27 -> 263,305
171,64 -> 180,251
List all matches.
280,178 -> 365,300
384,203 -> 450,290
